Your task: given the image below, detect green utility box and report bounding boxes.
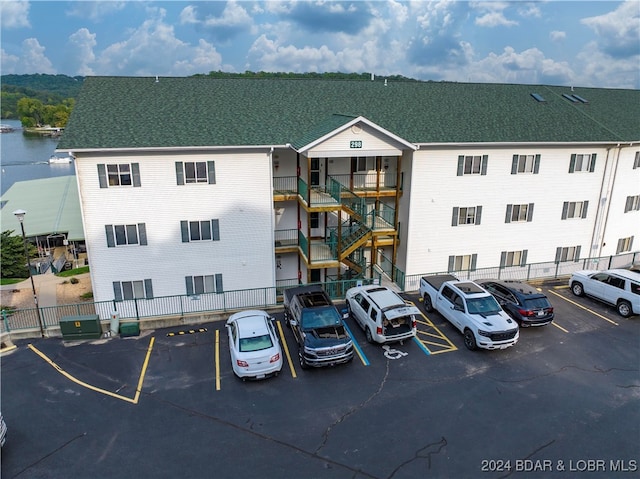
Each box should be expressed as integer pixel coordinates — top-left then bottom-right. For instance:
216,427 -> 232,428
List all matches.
59,314 -> 102,340
119,321 -> 140,337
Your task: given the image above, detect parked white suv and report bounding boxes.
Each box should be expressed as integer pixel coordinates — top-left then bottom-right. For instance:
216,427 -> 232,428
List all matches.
345,285 -> 419,344
569,269 -> 640,317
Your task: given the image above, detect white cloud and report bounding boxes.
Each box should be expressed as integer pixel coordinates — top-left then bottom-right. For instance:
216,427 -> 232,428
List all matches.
0,0 -> 30,29
94,7 -> 222,76
202,1 -> 252,28
576,41 -> 640,89
66,1 -> 127,22
67,28 -> 97,76
19,38 -> 55,74
1,49 -> 20,73
581,1 -> 640,58
179,5 -> 198,25
248,34 -> 341,72
550,30 -> 566,42
475,12 -> 518,27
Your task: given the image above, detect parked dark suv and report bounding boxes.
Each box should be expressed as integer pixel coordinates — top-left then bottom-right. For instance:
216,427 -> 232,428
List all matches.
476,279 -> 554,327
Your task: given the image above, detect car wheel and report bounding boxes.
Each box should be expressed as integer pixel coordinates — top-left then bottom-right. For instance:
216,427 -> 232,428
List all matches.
365,327 -> 374,343
463,328 -> 478,351
617,300 -> 632,318
571,282 -> 584,297
298,350 -> 309,370
423,294 -> 434,312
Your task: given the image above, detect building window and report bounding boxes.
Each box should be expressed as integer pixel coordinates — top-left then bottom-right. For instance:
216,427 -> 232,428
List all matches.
185,274 -> 223,295
568,154 -> 596,173
457,155 -> 488,176
500,250 -> 528,268
616,236 -> 634,254
511,154 -> 540,174
505,203 -> 534,223
625,195 -> 640,213
448,254 -> 477,272
561,201 -> 589,219
105,223 -> 147,247
451,206 -> 482,226
555,246 -> 581,263
113,279 -> 153,301
181,220 -> 220,242
175,161 -> 216,185
98,163 -> 141,188
310,212 -> 319,229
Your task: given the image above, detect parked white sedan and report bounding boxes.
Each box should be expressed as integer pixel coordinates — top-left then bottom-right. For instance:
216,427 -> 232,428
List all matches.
226,310 -> 283,380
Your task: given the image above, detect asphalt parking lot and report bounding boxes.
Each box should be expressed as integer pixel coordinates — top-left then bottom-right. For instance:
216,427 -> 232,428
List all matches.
1,281 -> 638,479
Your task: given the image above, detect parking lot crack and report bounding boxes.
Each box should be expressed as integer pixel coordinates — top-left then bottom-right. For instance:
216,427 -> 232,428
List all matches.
489,364 -> 638,384
387,436 -> 447,478
314,361 -> 391,455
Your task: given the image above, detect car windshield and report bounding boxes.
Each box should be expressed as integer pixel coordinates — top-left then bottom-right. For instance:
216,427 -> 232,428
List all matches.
301,306 -> 342,329
467,296 -> 502,315
239,334 -> 273,352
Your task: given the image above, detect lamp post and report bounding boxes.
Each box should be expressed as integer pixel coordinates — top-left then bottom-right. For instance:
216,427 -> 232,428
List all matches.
13,209 -> 45,337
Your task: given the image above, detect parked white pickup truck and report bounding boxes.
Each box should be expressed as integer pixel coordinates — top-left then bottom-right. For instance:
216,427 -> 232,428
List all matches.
419,274 -> 519,350
569,269 -> 640,317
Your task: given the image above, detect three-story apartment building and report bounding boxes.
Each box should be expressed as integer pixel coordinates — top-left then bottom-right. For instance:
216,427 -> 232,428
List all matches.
58,77 -> 639,314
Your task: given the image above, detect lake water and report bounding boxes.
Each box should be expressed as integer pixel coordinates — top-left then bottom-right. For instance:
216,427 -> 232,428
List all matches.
0,119 -> 75,195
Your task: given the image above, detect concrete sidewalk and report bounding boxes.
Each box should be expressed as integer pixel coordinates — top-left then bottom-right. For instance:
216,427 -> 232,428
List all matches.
1,271 -> 74,309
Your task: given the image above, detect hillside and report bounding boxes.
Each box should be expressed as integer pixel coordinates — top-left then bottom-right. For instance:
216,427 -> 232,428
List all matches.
1,74 -> 84,119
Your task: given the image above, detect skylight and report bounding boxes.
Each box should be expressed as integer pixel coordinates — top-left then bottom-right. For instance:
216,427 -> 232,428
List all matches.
571,94 -> 589,104
562,93 -> 578,102
531,93 -> 546,102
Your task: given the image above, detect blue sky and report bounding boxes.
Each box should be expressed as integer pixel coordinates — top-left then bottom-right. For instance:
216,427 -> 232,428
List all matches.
1,1 -> 639,88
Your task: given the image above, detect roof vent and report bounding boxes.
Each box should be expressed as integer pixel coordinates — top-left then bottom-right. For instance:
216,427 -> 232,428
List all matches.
155,75 -> 159,83
531,93 -> 546,102
371,73 -> 374,81
384,79 -> 388,87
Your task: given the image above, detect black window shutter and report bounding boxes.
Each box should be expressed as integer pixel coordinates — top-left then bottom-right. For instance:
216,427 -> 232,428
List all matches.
105,225 -> 115,247
475,206 -> 482,225
616,238 -> 624,254
98,164 -> 108,188
625,196 -> 633,213
144,279 -> 153,299
561,202 -> 569,219
505,205 -> 513,223
533,155 -> 541,174
180,221 -> 190,243
527,203 -> 534,222
589,154 -> 597,172
451,207 -> 459,226
581,201 -> 589,219
132,163 -> 141,187
481,155 -> 488,175
511,155 -> 519,174
113,282 -> 123,301
568,154 -> 576,173
138,223 -> 147,245
215,273 -> 223,293
185,277 -> 194,295
211,219 -> 220,241
447,256 -> 455,272
175,162 -> 184,185
457,156 -> 464,176
575,246 -> 581,261
521,250 -> 528,266
555,247 -> 562,263
499,251 -> 507,268
208,161 -> 216,184
470,254 -> 478,271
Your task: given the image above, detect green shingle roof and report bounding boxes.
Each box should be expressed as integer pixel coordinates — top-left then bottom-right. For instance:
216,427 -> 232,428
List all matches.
0,176 -> 84,241
58,77 -> 640,151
